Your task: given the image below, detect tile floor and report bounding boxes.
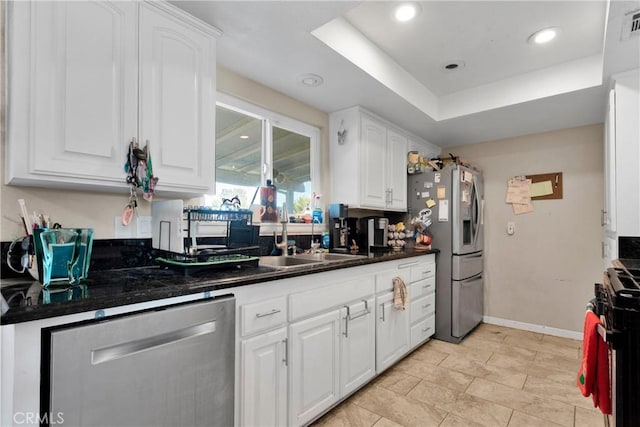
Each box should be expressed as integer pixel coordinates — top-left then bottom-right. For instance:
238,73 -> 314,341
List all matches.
312,323 -> 605,427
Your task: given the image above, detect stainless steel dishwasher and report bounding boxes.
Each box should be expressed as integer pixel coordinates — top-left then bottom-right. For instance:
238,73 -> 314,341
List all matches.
42,296 -> 235,427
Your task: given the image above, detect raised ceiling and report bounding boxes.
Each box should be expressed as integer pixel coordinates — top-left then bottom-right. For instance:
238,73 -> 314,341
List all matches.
172,1 -> 640,147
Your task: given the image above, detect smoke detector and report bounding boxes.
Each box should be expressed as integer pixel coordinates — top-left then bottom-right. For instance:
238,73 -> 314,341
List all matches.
621,9 -> 640,40
298,73 -> 324,87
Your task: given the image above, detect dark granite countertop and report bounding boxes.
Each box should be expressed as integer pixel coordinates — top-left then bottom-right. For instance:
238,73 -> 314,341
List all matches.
1,249 -> 438,325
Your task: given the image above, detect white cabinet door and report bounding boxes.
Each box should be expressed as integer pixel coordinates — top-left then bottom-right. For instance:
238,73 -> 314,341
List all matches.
387,129 -> 408,210
289,309 -> 341,426
602,70 -> 640,267
139,4 -> 216,194
340,298 -> 375,397
240,327 -> 288,427
603,89 -> 617,235
360,116 -> 388,208
6,1 -> 138,189
375,291 -> 409,373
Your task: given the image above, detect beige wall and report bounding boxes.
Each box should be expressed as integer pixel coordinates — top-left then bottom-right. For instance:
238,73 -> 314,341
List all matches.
450,124 -> 604,333
0,62 -> 329,241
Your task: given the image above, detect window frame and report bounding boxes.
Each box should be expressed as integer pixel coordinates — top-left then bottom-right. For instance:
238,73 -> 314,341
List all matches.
214,93 -> 322,234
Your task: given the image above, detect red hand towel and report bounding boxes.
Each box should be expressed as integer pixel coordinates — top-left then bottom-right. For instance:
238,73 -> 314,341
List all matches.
577,310 -> 612,414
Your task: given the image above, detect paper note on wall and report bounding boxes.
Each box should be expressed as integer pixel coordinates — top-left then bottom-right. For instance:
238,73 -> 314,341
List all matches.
438,200 -> 449,221
505,178 -> 532,205
530,180 -> 553,197
426,199 -> 436,208
513,201 -> 534,215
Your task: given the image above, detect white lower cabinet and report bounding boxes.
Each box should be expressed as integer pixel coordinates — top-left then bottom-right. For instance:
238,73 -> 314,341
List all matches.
340,298 -> 376,396
239,296 -> 288,427
240,327 -> 288,427
237,254 -> 435,426
408,262 -> 437,350
375,291 -> 410,372
289,309 -> 341,426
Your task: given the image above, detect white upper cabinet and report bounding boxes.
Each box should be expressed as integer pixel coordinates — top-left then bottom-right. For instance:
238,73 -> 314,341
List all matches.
603,69 -> 640,266
360,116 -> 388,208
139,3 -> 217,193
386,129 -> 409,210
6,1 -> 138,189
5,1 -> 219,196
329,107 -> 411,211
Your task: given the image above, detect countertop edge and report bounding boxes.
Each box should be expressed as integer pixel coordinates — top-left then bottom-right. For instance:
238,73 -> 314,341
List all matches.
1,249 -> 439,325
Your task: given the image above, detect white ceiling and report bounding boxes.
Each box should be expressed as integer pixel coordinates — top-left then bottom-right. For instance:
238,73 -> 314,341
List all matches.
171,0 -> 640,147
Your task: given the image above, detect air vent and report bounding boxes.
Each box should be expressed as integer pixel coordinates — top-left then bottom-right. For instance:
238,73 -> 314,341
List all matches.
621,9 -> 640,40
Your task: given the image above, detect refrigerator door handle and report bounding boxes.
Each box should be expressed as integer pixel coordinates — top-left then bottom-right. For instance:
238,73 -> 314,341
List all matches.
460,273 -> 482,285
462,252 -> 483,259
472,179 -> 481,248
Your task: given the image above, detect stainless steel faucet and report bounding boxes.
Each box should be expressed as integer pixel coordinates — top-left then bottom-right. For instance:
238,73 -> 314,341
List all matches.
275,203 -> 290,256
275,221 -> 289,256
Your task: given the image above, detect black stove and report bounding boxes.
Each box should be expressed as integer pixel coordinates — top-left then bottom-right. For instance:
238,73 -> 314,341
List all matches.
595,261 -> 640,426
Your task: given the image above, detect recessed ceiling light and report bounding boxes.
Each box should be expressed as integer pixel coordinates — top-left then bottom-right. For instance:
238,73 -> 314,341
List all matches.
528,27 -> 559,44
239,135 -> 249,139
298,73 -> 324,87
394,3 -> 421,22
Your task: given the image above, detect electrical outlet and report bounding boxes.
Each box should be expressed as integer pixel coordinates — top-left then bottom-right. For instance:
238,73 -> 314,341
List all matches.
115,216 -> 134,239
507,222 -> 515,235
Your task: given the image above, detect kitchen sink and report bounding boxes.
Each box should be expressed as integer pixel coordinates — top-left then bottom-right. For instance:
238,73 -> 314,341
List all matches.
259,253 -> 367,271
258,256 -> 324,270
295,252 -> 368,262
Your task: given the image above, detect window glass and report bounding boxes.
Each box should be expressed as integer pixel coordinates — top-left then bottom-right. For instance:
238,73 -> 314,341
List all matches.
272,126 -> 311,216
212,105 -> 262,208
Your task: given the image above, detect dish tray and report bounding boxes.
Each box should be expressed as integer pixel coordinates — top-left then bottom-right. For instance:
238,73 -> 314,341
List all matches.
156,254 -> 259,275
156,246 -> 260,275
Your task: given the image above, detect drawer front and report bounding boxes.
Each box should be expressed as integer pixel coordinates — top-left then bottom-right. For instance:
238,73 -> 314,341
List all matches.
410,293 -> 435,324
289,276 -> 374,321
375,268 -> 410,294
410,315 -> 435,348
409,276 -> 436,300
241,296 -> 287,337
410,262 -> 435,283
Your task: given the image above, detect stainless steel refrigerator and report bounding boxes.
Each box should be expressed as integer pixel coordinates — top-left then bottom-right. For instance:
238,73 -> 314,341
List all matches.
408,165 -> 484,343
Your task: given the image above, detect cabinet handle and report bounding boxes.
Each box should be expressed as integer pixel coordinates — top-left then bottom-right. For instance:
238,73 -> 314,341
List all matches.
422,303 -> 431,309
422,327 -> 432,333
343,306 -> 350,338
398,261 -> 418,269
380,302 -> 386,322
348,300 -> 371,321
422,270 -> 431,275
256,309 -> 281,318
282,338 -> 288,366
422,284 -> 432,289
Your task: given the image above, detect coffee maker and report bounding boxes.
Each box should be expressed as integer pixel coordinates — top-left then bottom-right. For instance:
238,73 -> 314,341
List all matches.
360,216 -> 389,253
328,204 -> 357,253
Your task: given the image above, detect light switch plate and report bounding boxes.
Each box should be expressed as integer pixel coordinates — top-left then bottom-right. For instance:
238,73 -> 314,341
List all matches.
507,222 -> 515,235
136,216 -> 152,238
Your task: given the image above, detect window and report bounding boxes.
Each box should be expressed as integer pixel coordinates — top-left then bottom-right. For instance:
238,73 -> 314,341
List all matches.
211,94 -> 320,218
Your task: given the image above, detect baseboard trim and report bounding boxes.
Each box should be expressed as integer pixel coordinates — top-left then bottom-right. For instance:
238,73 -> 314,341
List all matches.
483,316 -> 583,341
